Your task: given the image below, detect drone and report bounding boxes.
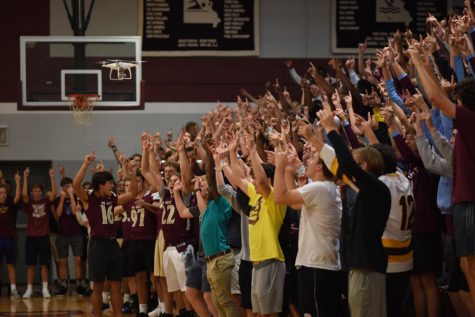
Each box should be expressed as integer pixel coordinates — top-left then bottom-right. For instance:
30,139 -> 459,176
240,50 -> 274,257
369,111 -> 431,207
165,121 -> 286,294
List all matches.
98,59 -> 145,81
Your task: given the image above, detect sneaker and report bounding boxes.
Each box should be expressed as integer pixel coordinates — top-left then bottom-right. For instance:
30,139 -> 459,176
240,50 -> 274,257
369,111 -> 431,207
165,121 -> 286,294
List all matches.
42,288 -> 51,299
102,303 -> 110,310
148,306 -> 162,317
10,289 -> 21,299
54,285 -> 67,297
22,289 -> 33,299
122,302 -> 133,314
76,285 -> 88,296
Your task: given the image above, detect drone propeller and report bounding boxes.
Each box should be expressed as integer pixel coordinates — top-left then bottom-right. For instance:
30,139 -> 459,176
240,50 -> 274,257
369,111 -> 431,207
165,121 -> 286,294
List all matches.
123,60 -> 147,64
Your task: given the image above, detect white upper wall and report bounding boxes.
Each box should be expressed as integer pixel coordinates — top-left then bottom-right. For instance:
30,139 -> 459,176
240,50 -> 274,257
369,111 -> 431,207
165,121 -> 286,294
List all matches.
50,0 -> 332,58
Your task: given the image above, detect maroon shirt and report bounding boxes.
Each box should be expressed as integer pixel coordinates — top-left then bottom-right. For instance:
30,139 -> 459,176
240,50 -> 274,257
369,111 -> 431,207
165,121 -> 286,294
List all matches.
85,191 -> 118,239
0,196 -> 19,238
158,189 -> 194,246
453,106 -> 475,204
121,209 -> 133,241
55,196 -> 83,236
26,197 -> 51,237
126,192 -> 157,240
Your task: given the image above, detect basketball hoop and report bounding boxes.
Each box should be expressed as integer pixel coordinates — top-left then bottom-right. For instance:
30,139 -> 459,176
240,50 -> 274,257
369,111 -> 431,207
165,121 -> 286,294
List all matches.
67,94 -> 100,126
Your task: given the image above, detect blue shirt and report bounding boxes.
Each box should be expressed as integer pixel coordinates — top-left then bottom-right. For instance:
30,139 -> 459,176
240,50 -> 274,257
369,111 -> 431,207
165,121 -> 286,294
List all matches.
200,195 -> 232,257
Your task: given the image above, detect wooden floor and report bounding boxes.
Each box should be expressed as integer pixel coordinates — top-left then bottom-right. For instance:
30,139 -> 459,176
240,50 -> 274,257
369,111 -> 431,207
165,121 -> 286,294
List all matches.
0,295 -> 114,317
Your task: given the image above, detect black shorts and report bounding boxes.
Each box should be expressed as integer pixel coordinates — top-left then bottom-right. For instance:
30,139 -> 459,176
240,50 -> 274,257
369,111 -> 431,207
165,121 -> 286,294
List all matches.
239,259 -> 253,310
88,238 -> 123,282
297,266 -> 343,317
413,232 -> 442,273
0,237 -> 16,264
130,239 -> 155,273
386,271 -> 411,317
121,240 -> 135,278
25,236 -> 51,266
454,202 -> 475,257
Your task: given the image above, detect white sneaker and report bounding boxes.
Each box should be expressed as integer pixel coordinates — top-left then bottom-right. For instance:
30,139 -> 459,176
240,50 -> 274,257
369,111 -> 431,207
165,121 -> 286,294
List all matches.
148,306 -> 162,317
10,289 -> 20,299
22,289 -> 33,299
42,288 -> 51,299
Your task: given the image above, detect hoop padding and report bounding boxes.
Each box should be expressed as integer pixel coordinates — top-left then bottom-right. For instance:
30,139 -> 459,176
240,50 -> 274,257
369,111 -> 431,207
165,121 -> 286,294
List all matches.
67,94 -> 100,126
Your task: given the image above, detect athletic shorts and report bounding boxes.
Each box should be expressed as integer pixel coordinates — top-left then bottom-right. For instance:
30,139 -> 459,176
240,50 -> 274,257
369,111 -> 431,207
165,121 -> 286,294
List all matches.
130,239 -> 155,273
49,233 -> 58,262
251,260 -> 286,315
88,238 -> 123,282
185,251 -> 211,293
56,234 -> 84,258
239,259 -> 253,310
454,202 -> 475,257
121,240 -> 135,278
0,237 -> 16,264
413,232 -> 441,273
163,246 -> 187,292
297,266 -> 342,317
25,236 -> 51,266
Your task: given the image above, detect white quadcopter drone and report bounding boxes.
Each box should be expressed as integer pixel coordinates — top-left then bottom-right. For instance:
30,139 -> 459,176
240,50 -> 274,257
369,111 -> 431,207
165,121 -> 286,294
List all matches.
99,59 -> 145,81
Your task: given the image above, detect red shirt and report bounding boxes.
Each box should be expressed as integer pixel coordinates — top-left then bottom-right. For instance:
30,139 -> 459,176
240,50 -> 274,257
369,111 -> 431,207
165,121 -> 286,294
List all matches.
453,106 -> 475,204
126,192 -> 157,240
0,196 -> 18,238
85,191 -> 118,239
26,197 -> 50,237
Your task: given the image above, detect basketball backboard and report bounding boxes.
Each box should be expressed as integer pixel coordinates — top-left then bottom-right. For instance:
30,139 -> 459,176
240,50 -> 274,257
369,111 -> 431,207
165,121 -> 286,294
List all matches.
19,36 -> 143,110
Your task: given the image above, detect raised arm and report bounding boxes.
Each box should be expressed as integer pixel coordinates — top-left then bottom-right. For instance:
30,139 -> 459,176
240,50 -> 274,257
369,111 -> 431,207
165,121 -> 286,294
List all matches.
13,171 -> 21,205
177,132 -> 194,193
48,168 -> 56,202
172,179 -> 194,219
73,152 -> 96,202
117,160 -> 138,206
229,133 -> 251,196
55,190 -> 66,219
273,148 -> 304,209
247,134 -> 271,198
408,43 -> 456,118
107,136 -> 122,165
22,167 -> 30,205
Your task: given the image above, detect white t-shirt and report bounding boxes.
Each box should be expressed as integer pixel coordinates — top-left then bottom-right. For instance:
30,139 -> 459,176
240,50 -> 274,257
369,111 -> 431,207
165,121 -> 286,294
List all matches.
296,181 -> 342,270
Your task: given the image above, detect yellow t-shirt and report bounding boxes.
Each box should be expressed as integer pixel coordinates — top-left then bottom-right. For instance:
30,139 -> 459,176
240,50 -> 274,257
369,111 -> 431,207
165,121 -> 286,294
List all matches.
247,183 -> 286,262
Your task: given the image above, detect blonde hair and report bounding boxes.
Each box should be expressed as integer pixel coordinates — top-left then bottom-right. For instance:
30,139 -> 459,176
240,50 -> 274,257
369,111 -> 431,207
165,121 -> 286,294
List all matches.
353,147 -> 385,176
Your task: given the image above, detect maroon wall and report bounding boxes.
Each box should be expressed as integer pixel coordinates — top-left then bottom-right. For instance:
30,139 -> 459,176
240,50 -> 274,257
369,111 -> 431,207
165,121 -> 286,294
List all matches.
1,1 -> 329,105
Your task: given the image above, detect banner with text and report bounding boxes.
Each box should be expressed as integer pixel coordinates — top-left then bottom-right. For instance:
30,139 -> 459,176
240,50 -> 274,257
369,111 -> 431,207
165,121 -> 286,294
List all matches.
331,0 -> 448,53
140,0 -> 259,56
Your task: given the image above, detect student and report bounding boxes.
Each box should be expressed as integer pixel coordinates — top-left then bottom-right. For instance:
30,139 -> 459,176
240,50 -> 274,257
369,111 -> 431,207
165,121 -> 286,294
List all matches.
0,172 -> 21,298
73,151 -> 137,317
22,167 -> 57,299
273,148 -> 343,317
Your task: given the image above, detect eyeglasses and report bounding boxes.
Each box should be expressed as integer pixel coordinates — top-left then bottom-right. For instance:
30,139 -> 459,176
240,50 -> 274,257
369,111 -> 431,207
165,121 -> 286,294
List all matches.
248,197 -> 263,225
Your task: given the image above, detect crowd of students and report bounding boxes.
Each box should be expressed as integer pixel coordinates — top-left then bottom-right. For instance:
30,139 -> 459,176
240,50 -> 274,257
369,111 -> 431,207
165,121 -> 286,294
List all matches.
2,4 -> 475,317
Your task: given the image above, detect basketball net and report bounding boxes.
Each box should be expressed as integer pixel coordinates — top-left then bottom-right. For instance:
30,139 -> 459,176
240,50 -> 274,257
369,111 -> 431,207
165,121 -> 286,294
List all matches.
67,94 -> 99,126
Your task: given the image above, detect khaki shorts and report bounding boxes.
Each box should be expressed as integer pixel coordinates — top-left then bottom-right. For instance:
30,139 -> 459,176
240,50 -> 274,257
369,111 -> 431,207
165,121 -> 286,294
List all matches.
153,230 -> 165,277
163,246 -> 187,292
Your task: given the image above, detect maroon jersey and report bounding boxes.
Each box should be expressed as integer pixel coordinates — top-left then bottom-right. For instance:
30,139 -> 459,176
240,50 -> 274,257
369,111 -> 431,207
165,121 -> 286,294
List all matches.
25,197 -> 50,237
121,209 -> 133,241
85,191 -> 118,239
55,196 -> 83,236
159,189 -> 194,246
126,192 -> 157,240
0,196 -> 19,238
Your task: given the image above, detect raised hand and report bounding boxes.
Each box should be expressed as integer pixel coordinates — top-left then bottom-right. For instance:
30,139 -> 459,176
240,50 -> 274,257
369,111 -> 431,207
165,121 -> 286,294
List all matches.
14,171 -> 20,183
66,186 -> 74,197
317,109 -> 336,132
298,124 -> 315,141
107,136 -> 116,148
49,168 -> 55,178
23,167 -> 30,178
173,178 -> 182,193
96,161 -> 105,172
60,189 -> 67,198
84,151 -> 96,165
274,149 -> 288,168
357,40 -> 367,54
58,165 -> 65,177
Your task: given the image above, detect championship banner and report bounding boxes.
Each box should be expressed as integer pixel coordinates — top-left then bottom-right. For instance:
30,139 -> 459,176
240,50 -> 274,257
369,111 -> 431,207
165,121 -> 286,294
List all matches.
331,0 -> 448,53
139,0 -> 259,56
